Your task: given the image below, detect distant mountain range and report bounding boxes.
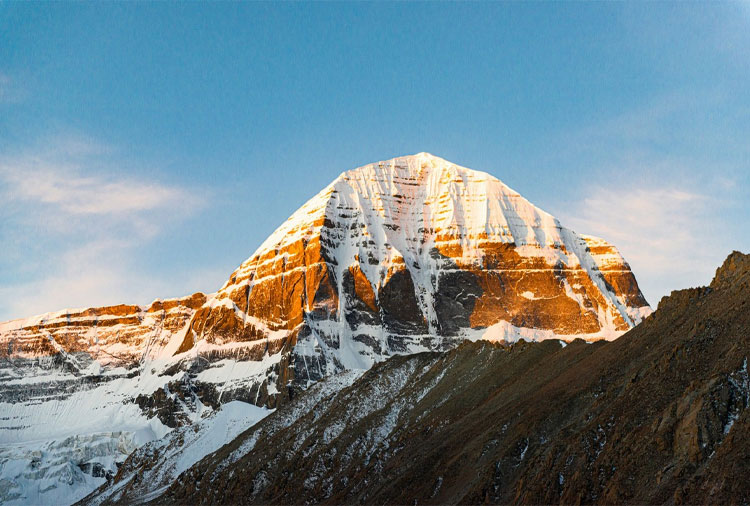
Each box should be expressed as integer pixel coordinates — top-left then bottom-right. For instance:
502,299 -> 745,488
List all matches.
2,153 -> 656,504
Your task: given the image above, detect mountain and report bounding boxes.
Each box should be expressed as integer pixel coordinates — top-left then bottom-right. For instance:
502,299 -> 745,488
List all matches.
112,251 -> 747,506
180,152 -> 650,395
0,293 -> 275,505
0,153 -> 649,504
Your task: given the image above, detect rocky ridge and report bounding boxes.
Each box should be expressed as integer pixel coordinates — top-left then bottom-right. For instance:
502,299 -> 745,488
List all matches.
137,251 -> 750,505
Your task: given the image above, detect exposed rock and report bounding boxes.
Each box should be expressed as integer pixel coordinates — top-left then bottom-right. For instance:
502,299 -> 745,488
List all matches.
711,250 -> 750,291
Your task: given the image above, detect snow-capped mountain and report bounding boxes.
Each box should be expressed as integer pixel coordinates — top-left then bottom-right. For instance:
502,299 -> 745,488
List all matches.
185,152 -> 650,389
0,153 -> 650,504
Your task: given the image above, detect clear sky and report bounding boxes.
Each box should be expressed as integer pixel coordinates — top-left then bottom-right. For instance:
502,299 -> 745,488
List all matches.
1,2 -> 748,321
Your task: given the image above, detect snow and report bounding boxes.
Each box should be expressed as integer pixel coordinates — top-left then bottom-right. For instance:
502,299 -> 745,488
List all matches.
0,432 -> 139,506
724,357 -> 749,436
458,320 -> 625,344
81,401 -> 271,506
194,354 -> 282,384
0,366 -> 175,446
172,401 -> 270,480
0,357 -> 189,504
519,439 -> 529,460
0,346 -> 280,506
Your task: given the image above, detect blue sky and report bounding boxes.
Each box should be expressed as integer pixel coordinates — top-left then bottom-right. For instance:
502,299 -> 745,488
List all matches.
1,2 -> 748,321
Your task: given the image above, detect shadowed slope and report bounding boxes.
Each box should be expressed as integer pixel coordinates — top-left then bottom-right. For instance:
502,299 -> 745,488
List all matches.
147,251 -> 749,505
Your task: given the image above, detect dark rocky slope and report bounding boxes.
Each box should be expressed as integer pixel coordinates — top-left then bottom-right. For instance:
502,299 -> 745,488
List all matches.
137,252 -> 748,505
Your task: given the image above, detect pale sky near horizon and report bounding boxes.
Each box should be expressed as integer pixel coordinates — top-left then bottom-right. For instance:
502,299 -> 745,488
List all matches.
1,2 -> 749,321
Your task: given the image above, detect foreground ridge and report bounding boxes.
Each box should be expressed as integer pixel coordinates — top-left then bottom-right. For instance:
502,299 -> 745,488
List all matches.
134,251 -> 748,505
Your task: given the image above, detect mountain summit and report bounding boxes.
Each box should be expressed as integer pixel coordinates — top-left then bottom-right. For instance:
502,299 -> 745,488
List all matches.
179,152 -> 650,398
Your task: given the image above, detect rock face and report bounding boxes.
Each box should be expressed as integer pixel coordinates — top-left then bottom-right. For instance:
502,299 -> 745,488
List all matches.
147,251 -> 750,506
0,153 -> 650,505
0,293 -> 206,367
181,152 -> 650,394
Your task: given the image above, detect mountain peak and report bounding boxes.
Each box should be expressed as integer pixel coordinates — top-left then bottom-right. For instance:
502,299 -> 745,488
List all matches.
206,154 -> 650,378
0,154 -> 653,503
711,251 -> 750,290
339,152 -> 506,191
367,151 -> 447,165
1,153 -> 652,421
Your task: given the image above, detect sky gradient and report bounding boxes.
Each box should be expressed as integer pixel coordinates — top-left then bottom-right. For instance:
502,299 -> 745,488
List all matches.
1,2 -> 749,321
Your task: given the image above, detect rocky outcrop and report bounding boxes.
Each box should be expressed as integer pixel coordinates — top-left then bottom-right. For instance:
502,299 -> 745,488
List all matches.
710,250 -> 750,290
